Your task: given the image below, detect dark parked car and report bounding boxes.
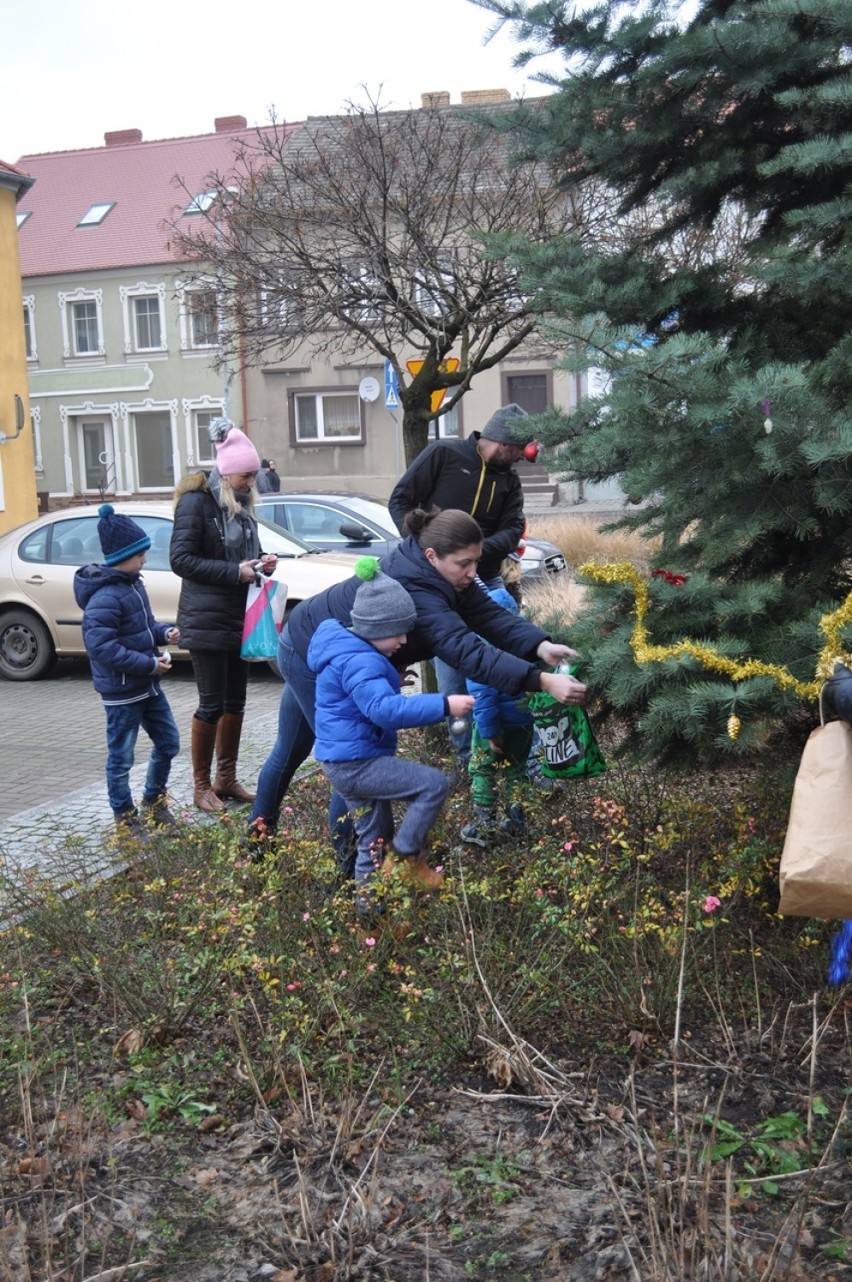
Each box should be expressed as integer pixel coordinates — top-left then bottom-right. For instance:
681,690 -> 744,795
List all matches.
254,492 -> 567,583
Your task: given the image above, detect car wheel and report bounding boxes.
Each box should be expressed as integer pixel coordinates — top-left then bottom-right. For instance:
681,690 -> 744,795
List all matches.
0,610 -> 58,681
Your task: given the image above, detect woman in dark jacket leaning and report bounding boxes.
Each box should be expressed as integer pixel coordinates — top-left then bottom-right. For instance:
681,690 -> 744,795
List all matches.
170,419 -> 277,812
246,507 -> 586,857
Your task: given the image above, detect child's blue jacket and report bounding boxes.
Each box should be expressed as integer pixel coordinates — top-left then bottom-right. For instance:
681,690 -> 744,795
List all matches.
308,618 -> 447,762
74,563 -> 170,704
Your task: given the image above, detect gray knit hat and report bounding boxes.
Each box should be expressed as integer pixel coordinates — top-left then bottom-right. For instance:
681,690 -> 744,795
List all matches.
481,403 -> 534,446
350,557 -> 417,640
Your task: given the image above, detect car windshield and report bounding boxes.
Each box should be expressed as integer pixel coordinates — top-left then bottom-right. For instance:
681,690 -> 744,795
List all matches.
255,515 -> 318,557
335,496 -> 397,534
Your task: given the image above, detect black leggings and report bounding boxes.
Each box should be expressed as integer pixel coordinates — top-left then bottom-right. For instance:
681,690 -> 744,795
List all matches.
190,649 -> 249,724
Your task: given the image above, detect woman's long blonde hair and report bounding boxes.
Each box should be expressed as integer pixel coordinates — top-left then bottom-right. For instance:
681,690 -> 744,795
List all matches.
218,473 -> 255,520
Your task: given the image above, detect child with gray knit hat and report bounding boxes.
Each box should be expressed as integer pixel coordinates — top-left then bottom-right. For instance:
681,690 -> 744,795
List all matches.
307,557 -> 474,921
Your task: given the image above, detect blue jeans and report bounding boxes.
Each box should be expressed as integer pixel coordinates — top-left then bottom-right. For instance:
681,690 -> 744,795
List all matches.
104,692 -> 180,818
323,756 -> 449,887
249,624 -> 354,872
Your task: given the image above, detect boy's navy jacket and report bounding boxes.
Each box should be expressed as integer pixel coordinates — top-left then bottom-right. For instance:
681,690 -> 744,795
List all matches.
307,618 -> 447,762
74,563 -> 170,704
290,535 -> 549,697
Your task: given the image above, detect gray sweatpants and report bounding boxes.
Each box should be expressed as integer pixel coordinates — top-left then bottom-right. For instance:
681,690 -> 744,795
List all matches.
322,755 -> 449,886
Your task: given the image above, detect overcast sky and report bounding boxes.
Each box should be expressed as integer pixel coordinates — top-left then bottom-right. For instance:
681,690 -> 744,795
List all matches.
2,0 -> 562,162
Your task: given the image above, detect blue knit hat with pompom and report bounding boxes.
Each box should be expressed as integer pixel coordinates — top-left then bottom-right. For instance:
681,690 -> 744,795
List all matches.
97,503 -> 151,566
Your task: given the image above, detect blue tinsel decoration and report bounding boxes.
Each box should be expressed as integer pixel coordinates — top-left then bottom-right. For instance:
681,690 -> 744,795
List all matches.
827,920 -> 852,988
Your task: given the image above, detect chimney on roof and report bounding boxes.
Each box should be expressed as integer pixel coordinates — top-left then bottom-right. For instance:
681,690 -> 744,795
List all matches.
421,92 -> 450,108
215,116 -> 248,132
460,89 -> 511,105
104,129 -> 143,146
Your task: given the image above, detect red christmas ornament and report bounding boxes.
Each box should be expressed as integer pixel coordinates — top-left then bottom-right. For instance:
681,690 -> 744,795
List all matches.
523,441 -> 539,462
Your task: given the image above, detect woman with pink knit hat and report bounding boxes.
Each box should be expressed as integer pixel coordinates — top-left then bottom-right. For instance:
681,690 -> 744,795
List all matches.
170,418 -> 277,812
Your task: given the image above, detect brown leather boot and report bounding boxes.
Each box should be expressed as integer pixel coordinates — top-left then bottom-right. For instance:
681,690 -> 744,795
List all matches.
213,711 -> 256,803
191,717 -> 226,812
381,852 -> 444,891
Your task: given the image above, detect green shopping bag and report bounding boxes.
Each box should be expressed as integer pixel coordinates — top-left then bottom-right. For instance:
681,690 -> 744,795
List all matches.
528,670 -> 607,779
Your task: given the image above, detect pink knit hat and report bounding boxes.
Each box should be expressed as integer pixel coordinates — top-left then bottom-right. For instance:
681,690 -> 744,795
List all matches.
210,417 -> 260,475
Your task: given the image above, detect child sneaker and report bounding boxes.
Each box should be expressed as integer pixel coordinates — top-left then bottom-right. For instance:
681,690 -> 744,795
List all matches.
499,804 -> 527,838
461,806 -> 497,848
141,796 -> 179,828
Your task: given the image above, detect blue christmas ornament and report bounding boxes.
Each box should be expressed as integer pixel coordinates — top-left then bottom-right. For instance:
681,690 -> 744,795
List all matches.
827,920 -> 852,987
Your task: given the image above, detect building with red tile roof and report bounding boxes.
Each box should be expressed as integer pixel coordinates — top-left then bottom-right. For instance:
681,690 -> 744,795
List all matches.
16,117 -> 297,501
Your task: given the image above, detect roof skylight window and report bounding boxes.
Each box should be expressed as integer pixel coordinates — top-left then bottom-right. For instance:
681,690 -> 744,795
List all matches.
184,191 -> 218,215
16,210 -> 31,228
78,202 -> 115,227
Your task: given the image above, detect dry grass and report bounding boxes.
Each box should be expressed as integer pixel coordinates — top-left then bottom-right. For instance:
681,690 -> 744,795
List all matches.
528,513 -> 661,574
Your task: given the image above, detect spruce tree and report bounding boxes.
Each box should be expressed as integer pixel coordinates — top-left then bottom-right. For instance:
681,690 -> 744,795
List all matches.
484,0 -> 852,759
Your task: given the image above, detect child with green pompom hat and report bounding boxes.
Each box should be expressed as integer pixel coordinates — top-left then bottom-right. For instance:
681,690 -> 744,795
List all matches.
307,556 -> 473,918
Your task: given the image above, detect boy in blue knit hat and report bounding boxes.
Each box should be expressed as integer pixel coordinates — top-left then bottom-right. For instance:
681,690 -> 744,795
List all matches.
73,504 -> 181,838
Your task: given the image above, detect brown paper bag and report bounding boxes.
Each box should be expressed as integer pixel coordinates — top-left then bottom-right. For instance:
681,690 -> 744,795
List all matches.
779,718 -> 852,918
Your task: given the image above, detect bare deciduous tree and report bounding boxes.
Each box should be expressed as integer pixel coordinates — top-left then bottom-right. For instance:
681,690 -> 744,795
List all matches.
168,96 -> 583,462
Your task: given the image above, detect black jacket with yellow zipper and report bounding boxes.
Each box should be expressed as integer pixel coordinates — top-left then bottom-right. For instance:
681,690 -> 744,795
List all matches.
387,431 -> 526,582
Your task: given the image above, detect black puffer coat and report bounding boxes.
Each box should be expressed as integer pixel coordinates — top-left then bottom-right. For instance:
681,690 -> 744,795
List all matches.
288,535 -> 549,696
169,473 -> 262,652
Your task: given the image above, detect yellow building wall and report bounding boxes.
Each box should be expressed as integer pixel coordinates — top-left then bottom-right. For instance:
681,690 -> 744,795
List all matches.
0,184 -> 37,534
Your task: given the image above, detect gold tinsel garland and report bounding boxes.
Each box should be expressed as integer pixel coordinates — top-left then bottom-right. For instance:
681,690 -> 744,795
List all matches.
580,561 -> 852,710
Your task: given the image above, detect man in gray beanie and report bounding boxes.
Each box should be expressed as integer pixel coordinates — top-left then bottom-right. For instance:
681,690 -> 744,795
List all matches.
387,403 -> 535,761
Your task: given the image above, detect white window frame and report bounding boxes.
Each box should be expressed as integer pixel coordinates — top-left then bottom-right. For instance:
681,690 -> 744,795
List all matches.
177,279 -> 219,351
291,389 -> 364,445
59,287 -> 104,359
120,281 -> 167,355
428,393 -> 462,441
78,202 -> 115,227
258,282 -> 302,333
181,396 -> 225,469
22,295 -> 37,362
414,254 -> 457,319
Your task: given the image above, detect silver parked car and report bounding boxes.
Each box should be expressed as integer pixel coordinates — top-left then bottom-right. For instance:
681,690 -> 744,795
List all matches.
254,492 -> 567,581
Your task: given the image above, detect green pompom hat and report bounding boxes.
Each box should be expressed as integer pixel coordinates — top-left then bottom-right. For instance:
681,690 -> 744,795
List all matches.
350,559 -> 417,640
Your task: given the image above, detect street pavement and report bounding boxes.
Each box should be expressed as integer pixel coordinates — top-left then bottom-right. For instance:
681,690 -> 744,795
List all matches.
0,657 -> 286,883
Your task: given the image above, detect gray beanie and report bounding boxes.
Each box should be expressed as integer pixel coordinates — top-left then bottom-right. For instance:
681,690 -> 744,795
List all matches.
481,403 -> 534,446
350,556 -> 417,640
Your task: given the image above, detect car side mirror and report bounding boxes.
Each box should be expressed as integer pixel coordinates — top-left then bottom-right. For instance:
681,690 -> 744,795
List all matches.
338,521 -> 374,544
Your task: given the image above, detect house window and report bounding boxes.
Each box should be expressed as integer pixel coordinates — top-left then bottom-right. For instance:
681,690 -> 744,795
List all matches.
184,191 -> 217,215
120,281 -> 167,355
291,391 -> 363,444
23,298 -> 36,361
59,287 -> 104,359
503,371 -> 551,415
187,289 -> 218,348
428,394 -> 462,440
78,202 -> 115,227
415,255 -> 457,318
193,410 -> 219,465
133,295 -> 163,350
133,410 -> 175,489
73,300 -> 100,355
